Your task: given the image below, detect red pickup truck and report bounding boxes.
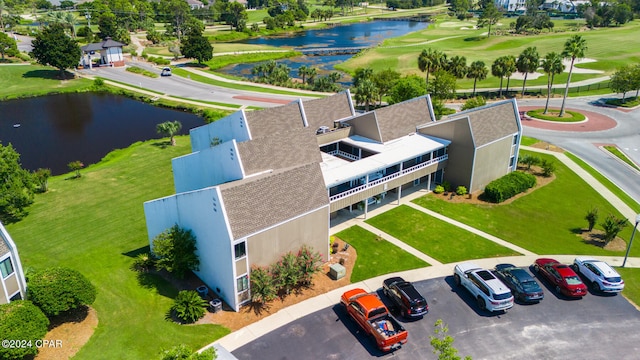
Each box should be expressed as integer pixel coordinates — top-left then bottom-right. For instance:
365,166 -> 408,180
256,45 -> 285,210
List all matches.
340,288 -> 408,352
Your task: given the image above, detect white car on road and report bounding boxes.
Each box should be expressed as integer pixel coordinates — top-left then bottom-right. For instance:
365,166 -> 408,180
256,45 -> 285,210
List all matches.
453,262 -> 514,312
573,257 -> 624,293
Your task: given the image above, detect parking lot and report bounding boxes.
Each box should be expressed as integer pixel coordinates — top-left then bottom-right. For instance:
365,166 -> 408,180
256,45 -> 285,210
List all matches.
232,275 -> 640,359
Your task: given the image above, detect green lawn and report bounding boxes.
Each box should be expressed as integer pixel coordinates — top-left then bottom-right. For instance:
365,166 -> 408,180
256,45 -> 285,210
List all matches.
0,65 -> 94,100
412,151 -> 636,256
334,226 -> 429,282
6,137 -> 229,359
618,268 -> 640,307
603,145 -> 640,171
338,17 -> 640,89
365,205 -> 521,263
564,152 -> 640,213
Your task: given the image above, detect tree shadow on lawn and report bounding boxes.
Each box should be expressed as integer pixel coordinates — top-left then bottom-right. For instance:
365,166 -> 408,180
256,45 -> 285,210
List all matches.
22,69 -> 74,80
122,245 -> 151,258
150,140 -> 171,149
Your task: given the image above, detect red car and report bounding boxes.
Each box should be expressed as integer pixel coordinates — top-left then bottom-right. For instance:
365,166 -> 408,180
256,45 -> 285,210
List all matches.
533,258 -> 587,298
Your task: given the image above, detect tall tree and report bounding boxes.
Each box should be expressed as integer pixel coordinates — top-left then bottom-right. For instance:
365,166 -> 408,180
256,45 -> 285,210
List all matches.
0,142 -> 35,224
447,55 -> 468,79
63,12 -> 76,39
559,35 -> 587,116
354,78 -> 378,111
429,70 -> 457,101
298,65 -> 309,83
540,52 -> 564,114
30,23 -> 81,79
516,46 -> 539,97
373,68 -> 400,105
156,120 -> 183,146
97,10 -> 118,39
418,48 -> 447,89
389,75 -> 426,105
223,1 -> 248,32
180,26 -> 213,64
0,0 -> 5,33
610,65 -> 635,103
502,55 -> 517,95
467,60 -> 488,96
0,31 -> 18,59
478,2 -> 502,38
491,58 -> 506,97
160,0 -> 193,41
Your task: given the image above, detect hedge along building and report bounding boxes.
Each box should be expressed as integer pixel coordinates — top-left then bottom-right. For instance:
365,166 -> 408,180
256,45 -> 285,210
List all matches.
0,222 -> 27,304
143,92 -> 522,311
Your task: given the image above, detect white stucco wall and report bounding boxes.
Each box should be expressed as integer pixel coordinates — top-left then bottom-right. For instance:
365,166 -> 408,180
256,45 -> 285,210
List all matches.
190,111 -> 250,152
172,140 -> 244,193
144,188 -> 238,310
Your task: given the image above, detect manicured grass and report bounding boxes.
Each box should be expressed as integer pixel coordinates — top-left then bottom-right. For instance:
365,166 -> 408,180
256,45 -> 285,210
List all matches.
126,66 -> 159,78
412,150 -> 636,256
520,136 -> 540,146
6,137 -> 229,359
617,268 -> 640,307
603,146 -> 640,171
170,67 -> 314,96
365,205 -> 521,263
565,152 -> 640,213
168,95 -> 242,109
0,64 -> 94,100
334,226 -> 429,282
99,77 -> 165,95
338,17 -> 640,90
605,96 -> 640,108
204,51 -> 301,70
526,108 -> 586,122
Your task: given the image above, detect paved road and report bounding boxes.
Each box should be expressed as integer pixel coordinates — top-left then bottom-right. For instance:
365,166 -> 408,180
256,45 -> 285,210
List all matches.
77,63 -> 316,108
519,95 -> 640,204
232,276 -> 640,360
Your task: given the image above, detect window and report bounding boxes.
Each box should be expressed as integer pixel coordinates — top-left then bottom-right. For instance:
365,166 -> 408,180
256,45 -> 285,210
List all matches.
237,275 -> 248,292
234,242 -> 246,260
0,257 -> 14,278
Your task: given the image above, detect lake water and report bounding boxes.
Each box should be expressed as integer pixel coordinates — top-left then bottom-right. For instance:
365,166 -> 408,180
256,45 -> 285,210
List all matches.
219,20 -> 429,83
0,93 -> 204,175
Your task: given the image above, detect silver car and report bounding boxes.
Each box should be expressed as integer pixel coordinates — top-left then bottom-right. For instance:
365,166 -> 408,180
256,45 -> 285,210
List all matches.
573,257 -> 624,293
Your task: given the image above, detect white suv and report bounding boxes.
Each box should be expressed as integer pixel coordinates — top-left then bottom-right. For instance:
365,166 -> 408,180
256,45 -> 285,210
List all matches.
454,262 -> 514,312
573,257 -> 624,293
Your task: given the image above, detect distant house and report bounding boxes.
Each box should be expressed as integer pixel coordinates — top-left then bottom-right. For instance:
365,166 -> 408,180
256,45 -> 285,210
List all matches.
0,222 -> 27,305
495,0 -> 527,12
144,92 -> 522,311
186,0 -> 205,10
80,37 -> 126,68
539,0 -> 590,12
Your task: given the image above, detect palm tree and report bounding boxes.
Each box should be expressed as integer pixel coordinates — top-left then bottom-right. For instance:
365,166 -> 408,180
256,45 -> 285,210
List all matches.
306,67 -> 317,84
298,65 -> 309,84
354,78 -> 378,111
467,61 -> 488,96
491,59 -> 506,97
541,52 -> 564,114
559,35 -> 587,116
447,55 -> 468,79
502,55 -> 517,96
516,46 -> 539,97
63,12 -> 77,39
156,121 -> 182,146
418,48 -> 446,89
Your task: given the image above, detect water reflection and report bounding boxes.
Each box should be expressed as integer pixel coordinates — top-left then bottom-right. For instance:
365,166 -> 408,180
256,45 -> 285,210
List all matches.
0,93 -> 204,175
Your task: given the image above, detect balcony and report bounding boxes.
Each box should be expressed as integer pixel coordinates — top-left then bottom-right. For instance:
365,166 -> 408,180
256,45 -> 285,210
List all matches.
329,154 -> 448,202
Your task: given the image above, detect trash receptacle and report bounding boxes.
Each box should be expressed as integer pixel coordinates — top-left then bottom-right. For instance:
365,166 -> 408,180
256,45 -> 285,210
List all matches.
197,285 -> 209,298
209,299 -> 222,313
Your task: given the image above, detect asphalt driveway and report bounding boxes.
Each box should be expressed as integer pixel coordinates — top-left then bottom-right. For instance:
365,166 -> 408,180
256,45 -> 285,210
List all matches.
232,276 -> 640,359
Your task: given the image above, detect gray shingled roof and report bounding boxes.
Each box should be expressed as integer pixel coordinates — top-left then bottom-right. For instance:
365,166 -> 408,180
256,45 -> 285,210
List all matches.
236,127 -> 322,175
219,163 -> 329,239
0,235 -> 9,256
244,101 -> 305,139
463,101 -> 519,147
374,96 -> 432,142
302,92 -> 354,131
344,112 -> 382,143
81,38 -> 125,52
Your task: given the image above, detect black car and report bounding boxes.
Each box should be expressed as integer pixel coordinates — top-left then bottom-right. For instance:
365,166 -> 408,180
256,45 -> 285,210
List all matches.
494,264 -> 544,303
382,277 -> 428,318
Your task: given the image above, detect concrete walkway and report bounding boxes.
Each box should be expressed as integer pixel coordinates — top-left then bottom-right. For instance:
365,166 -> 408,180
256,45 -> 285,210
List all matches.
208,146 -> 640,357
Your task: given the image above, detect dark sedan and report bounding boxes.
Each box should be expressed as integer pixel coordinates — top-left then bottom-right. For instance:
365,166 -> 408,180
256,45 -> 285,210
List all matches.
494,264 -> 544,303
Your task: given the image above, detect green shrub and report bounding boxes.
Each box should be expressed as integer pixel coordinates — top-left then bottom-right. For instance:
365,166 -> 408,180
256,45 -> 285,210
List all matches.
296,245 -> 322,286
540,159 -> 555,177
147,56 -> 171,65
132,252 -> 156,272
93,78 -> 105,87
126,66 -> 159,78
585,207 -> 599,231
0,301 -> 50,360
152,225 -> 200,279
433,185 -> 445,194
518,154 -> 540,170
483,171 -> 537,203
601,214 -> 628,245
27,267 -> 97,317
170,290 -> 207,324
250,266 -> 277,305
160,344 -> 217,360
456,186 -> 468,196
461,96 -> 486,110
442,180 -> 451,192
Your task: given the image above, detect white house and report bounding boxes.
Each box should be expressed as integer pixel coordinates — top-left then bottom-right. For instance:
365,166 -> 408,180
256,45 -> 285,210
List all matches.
0,222 -> 27,305
80,37 -> 126,68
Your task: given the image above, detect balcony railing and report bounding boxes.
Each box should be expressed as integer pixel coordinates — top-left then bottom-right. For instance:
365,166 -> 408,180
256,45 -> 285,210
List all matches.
328,149 -> 360,161
329,154 -> 448,202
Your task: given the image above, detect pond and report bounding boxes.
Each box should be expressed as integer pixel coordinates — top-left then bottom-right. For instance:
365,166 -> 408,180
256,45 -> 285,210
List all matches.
219,20 -> 429,84
0,93 -> 205,175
